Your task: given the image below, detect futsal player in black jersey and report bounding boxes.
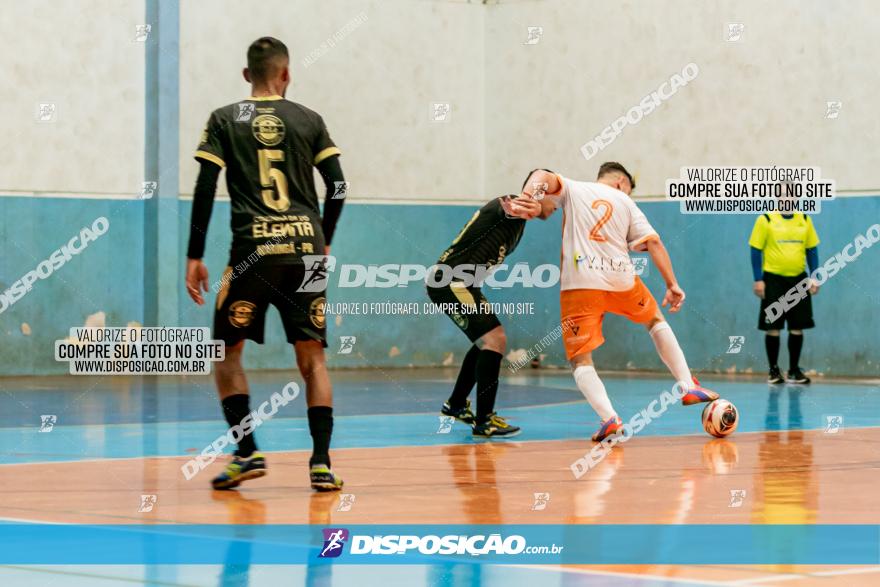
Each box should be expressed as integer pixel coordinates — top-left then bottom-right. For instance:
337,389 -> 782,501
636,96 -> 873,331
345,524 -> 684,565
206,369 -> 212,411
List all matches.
428,180 -> 550,437
185,37 -> 345,491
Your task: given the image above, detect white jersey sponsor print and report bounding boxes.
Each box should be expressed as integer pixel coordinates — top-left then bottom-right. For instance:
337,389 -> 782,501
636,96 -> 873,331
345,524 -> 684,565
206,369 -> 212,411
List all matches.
558,177 -> 658,292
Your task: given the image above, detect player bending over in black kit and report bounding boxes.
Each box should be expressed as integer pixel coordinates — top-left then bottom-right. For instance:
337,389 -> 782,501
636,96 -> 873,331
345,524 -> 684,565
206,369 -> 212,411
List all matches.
428,175 -> 551,438
186,37 -> 345,491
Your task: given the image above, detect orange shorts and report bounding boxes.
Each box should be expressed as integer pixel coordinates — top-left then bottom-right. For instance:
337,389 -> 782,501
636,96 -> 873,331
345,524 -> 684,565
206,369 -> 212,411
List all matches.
560,278 -> 659,359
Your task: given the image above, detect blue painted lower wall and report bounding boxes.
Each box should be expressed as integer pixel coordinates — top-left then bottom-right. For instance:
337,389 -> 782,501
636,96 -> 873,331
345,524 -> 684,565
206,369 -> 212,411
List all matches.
1,194 -> 878,376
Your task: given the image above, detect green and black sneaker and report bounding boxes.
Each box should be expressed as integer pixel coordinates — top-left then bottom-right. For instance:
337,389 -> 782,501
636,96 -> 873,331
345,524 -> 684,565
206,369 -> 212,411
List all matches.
472,413 -> 521,438
441,399 -> 476,425
211,453 -> 267,490
310,464 -> 344,492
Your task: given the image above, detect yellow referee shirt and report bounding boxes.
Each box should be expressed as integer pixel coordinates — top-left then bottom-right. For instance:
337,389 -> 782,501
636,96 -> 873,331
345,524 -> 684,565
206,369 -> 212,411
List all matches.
749,213 -> 820,277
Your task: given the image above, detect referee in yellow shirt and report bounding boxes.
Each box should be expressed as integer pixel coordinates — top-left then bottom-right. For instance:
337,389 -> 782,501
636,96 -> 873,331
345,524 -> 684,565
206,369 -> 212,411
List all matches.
749,212 -> 820,384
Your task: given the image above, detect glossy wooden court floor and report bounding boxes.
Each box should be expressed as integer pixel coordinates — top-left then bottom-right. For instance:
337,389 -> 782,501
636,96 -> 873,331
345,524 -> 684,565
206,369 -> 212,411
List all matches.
0,370 -> 878,586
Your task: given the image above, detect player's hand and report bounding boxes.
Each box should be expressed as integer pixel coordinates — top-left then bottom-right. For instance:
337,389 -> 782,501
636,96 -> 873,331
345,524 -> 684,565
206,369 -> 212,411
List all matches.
186,258 -> 209,305
809,279 -> 820,295
504,196 -> 542,220
753,280 -> 765,299
324,246 -> 331,255
662,283 -> 686,312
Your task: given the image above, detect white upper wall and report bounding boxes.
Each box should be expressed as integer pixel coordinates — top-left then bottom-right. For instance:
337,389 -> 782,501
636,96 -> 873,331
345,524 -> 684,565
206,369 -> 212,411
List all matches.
0,0 -> 145,195
484,0 -> 878,197
179,0 -> 484,201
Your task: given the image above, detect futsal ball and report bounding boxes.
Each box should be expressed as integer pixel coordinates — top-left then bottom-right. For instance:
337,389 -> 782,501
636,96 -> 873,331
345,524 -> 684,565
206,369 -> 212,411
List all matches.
701,399 -> 739,438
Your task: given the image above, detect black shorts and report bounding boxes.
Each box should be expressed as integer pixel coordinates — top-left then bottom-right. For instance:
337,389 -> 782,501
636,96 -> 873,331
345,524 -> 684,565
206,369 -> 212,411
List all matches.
758,271 -> 815,331
213,261 -> 326,346
427,281 -> 501,343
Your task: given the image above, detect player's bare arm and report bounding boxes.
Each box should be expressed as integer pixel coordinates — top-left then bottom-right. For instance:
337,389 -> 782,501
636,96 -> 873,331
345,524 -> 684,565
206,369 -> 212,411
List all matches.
521,169 -> 562,199
645,237 -> 686,312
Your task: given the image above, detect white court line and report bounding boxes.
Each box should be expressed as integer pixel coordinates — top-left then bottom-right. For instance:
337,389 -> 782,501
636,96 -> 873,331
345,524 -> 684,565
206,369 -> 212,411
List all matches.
0,516 -> 73,524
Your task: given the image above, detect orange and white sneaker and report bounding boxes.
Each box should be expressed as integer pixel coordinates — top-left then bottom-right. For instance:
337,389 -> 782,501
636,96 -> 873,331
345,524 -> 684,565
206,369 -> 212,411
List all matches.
591,416 -> 623,442
681,385 -> 719,406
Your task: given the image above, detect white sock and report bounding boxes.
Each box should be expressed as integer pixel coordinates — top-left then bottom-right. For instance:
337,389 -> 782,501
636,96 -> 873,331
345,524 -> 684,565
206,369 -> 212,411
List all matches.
573,365 -> 616,421
649,321 -> 693,390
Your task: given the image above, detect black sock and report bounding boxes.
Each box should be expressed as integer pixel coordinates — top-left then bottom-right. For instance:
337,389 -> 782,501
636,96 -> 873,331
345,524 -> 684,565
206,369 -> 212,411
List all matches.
308,406 -> 333,468
221,394 -> 257,457
449,345 -> 480,408
475,350 -> 503,423
788,333 -> 804,371
765,335 -> 780,369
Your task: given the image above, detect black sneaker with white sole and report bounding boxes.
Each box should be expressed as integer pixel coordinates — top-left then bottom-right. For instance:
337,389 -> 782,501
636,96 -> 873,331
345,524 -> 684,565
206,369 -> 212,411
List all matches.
472,413 -> 521,438
441,399 -> 476,425
768,366 -> 784,384
786,367 -> 811,384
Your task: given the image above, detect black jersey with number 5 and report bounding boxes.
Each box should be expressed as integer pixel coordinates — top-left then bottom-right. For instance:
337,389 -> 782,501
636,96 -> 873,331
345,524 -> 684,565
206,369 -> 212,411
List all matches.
195,96 -> 341,264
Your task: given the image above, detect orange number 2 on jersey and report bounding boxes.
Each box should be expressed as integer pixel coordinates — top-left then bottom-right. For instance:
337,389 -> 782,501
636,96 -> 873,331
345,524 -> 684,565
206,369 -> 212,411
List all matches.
589,199 -> 613,242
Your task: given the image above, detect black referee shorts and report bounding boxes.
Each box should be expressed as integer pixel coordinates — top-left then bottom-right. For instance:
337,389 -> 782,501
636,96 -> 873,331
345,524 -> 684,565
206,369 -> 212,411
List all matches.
427,281 -> 501,343
213,261 -> 327,346
758,271 -> 815,331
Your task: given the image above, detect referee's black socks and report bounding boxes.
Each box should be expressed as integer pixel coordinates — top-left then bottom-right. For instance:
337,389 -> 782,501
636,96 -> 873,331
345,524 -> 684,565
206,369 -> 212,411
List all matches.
475,350 -> 503,423
308,406 -> 334,468
221,394 -> 258,458
788,333 -> 804,371
765,334 -> 780,368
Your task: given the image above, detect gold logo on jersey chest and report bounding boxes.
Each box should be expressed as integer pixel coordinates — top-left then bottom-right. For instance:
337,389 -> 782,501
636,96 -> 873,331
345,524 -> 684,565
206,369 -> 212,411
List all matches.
252,114 -> 285,146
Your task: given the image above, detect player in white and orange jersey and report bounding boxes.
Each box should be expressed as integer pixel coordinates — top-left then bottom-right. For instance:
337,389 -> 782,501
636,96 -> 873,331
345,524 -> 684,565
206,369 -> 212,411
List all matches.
523,163 -> 718,442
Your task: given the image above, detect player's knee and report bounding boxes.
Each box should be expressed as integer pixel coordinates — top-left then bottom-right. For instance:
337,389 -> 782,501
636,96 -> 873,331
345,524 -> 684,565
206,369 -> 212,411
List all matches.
480,329 -> 507,353
295,343 -> 327,378
790,330 -> 803,335
767,330 -> 781,337
218,341 -> 244,366
644,315 -> 665,330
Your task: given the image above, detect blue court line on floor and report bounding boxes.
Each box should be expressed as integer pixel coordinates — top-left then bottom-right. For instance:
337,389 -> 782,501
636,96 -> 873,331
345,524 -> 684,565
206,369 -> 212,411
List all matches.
0,378 -> 877,464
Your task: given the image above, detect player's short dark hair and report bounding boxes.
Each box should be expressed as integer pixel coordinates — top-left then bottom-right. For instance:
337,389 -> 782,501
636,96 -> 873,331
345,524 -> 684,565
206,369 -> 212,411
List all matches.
247,37 -> 289,82
597,162 -> 635,190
